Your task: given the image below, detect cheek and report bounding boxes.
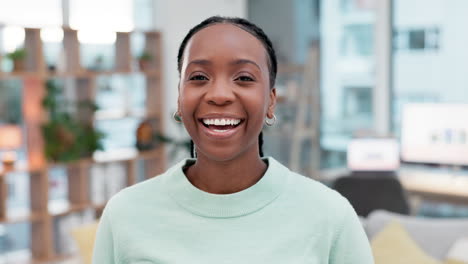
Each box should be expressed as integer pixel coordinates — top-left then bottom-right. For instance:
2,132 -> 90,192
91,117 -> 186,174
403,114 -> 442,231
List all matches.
243,93 -> 269,125
179,90 -> 197,114
178,94 -> 198,127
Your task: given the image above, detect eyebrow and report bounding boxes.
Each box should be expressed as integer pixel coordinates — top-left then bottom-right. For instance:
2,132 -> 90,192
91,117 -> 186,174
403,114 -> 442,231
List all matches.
229,59 -> 261,71
186,59 -> 261,71
187,59 -> 212,68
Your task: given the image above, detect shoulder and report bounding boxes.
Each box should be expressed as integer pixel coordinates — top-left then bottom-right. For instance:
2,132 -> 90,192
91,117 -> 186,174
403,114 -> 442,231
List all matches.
102,159 -> 185,216
291,172 -> 348,206
283,167 -> 365,244
294,171 -> 356,220
270,158 -> 355,225
282,168 -> 351,213
270,158 -> 366,249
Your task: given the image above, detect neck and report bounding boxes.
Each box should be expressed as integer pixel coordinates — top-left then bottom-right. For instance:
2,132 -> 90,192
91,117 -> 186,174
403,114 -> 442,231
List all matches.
185,149 -> 267,194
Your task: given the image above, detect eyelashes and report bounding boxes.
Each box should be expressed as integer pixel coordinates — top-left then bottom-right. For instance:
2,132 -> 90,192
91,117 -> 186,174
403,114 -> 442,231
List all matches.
189,74 -> 209,81
188,74 -> 255,82
234,76 -> 254,82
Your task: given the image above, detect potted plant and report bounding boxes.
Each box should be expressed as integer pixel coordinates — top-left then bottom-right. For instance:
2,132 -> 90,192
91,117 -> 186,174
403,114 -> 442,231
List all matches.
90,55 -> 105,72
137,51 -> 153,71
6,48 -> 27,72
42,80 -> 104,162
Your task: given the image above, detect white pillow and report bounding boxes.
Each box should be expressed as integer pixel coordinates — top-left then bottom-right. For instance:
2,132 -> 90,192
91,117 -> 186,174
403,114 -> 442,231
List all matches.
446,237 -> 468,263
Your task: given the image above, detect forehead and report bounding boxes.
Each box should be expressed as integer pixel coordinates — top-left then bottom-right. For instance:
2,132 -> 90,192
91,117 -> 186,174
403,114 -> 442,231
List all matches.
183,23 -> 268,68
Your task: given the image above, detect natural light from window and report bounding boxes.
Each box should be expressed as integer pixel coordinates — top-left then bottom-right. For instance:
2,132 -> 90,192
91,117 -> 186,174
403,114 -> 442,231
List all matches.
0,0 -> 134,45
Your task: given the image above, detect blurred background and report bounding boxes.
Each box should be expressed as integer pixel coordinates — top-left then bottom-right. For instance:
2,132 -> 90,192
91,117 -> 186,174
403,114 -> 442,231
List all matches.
1,0 -> 468,263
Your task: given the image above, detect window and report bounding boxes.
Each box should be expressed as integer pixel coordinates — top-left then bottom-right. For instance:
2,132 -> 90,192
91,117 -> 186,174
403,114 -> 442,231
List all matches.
392,0 -> 468,136
341,24 -> 374,57
321,0 -> 376,168
0,0 -> 62,27
69,0 -> 134,32
394,28 -> 440,51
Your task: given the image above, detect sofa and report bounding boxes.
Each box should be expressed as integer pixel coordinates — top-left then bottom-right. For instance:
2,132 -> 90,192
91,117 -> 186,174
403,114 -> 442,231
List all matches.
364,209 -> 468,262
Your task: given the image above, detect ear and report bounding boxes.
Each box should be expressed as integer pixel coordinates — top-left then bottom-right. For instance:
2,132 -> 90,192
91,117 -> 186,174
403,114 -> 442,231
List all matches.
177,82 -> 182,114
177,96 -> 181,114
267,88 -> 277,118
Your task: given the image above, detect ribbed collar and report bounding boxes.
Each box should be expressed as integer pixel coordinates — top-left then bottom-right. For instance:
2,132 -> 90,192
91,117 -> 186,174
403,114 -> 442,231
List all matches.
163,157 -> 289,218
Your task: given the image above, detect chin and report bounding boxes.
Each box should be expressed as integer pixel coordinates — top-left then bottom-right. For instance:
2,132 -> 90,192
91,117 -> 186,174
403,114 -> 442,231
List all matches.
195,144 -> 253,162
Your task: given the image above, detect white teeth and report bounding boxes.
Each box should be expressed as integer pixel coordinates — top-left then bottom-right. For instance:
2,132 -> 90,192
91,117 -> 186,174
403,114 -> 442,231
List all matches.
202,118 -> 241,126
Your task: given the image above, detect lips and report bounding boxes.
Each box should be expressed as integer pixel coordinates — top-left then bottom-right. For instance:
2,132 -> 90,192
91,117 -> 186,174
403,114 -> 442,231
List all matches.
197,116 -> 245,139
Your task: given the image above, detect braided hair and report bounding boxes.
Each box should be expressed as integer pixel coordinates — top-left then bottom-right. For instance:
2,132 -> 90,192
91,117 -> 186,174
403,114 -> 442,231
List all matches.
177,16 -> 277,158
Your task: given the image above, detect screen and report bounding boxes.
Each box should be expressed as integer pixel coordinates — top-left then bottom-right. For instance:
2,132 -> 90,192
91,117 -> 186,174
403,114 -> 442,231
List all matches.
401,103 -> 468,165
347,138 -> 400,171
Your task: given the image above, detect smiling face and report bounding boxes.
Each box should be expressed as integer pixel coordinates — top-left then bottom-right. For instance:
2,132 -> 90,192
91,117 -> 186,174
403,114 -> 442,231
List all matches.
178,23 -> 276,162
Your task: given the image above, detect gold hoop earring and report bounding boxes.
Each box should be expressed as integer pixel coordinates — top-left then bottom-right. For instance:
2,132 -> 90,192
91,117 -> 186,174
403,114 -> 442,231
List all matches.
265,114 -> 277,126
173,111 -> 182,123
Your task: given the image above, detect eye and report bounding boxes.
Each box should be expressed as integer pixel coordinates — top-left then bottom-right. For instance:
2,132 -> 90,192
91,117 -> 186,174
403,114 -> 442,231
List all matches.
235,75 -> 254,82
189,74 -> 209,81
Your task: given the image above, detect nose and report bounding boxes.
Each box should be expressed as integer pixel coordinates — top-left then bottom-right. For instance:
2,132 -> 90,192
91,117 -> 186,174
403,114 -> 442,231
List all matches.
204,79 -> 235,106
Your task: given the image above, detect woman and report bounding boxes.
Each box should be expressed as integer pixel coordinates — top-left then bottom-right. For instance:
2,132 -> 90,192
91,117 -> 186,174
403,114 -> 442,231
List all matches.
92,16 -> 374,263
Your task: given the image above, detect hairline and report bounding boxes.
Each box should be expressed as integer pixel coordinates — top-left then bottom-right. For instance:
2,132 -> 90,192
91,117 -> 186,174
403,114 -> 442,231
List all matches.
178,20 -> 275,88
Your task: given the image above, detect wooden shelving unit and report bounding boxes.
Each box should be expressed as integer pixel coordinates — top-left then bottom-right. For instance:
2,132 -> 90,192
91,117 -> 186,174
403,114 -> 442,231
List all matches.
0,26 -> 166,263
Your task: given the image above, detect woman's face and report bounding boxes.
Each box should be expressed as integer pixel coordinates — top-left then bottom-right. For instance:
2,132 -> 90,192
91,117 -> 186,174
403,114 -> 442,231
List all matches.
178,23 -> 276,162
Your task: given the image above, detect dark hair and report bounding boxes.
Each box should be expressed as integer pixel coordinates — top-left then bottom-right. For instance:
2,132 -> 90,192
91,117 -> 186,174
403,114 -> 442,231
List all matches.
177,16 -> 276,158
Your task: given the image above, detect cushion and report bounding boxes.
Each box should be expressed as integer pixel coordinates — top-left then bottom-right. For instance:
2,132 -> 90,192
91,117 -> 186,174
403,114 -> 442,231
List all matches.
71,221 -> 99,264
445,261 -> 466,264
371,221 -> 441,264
366,210 -> 468,260
445,237 -> 468,264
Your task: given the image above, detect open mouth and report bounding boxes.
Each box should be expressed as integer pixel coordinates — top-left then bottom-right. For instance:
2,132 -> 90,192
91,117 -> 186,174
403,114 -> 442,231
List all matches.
199,118 -> 245,133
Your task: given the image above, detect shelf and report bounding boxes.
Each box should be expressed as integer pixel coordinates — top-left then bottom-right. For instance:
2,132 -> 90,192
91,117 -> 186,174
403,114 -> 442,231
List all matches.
93,109 -> 161,121
140,69 -> 161,77
46,159 -> 91,170
0,24 -> 164,263
0,69 -> 160,80
69,69 -> 160,78
47,254 -> 80,264
42,148 -> 163,172
137,148 -> 163,160
0,162 -> 43,177
0,72 -> 43,79
0,249 -> 32,264
0,71 -> 92,80
93,147 -> 162,163
0,208 -> 42,224
94,109 -> 147,121
45,71 -> 94,79
0,71 -> 89,80
61,69 -> 159,77
48,200 -> 90,217
93,202 -> 107,211
3,253 -> 80,264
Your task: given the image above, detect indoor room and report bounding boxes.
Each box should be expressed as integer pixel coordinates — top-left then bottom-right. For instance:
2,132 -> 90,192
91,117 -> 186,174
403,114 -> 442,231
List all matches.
1,0 -> 468,263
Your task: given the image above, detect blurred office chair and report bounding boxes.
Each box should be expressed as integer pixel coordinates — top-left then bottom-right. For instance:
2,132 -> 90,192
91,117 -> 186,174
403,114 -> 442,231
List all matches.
332,172 -> 410,217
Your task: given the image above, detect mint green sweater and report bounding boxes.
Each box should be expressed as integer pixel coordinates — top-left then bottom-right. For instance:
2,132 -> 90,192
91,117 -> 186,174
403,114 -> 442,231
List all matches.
92,157 -> 374,263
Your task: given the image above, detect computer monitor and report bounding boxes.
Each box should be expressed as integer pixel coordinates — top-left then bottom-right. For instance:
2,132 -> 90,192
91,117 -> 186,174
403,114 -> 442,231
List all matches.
347,138 -> 400,171
400,103 -> 468,166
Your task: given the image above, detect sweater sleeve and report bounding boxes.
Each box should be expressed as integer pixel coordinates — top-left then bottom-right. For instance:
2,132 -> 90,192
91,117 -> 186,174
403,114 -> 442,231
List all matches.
329,201 -> 374,264
92,207 -> 118,264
